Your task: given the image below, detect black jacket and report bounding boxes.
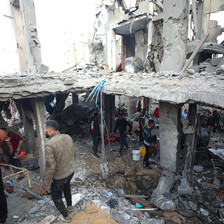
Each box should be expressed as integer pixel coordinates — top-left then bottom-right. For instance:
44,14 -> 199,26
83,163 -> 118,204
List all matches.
114,118 -> 132,134
213,110 -> 220,124
90,119 -> 101,137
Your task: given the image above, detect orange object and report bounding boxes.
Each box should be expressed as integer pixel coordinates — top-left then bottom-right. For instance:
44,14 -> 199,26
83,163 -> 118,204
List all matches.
139,147 -> 146,158
15,151 -> 25,158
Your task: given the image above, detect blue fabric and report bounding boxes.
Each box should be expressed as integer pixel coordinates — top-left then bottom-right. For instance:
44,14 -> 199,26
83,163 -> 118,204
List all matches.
143,127 -> 156,144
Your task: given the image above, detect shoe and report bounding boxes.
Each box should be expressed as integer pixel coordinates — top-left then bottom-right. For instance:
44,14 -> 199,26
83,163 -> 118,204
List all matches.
67,207 -> 73,212
117,153 -> 122,157
92,154 -> 100,158
58,215 -> 72,223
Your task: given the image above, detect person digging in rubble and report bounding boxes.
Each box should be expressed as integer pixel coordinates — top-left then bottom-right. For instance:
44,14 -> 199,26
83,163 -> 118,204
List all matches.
114,114 -> 132,157
1,127 -> 23,161
90,112 -> 101,158
0,129 -> 14,165
139,108 -> 147,144
42,120 -> 76,223
212,107 -> 220,137
143,119 -> 157,170
0,167 -> 7,224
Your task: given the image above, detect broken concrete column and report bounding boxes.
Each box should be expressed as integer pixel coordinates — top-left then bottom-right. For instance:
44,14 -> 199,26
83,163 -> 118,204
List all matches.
159,102 -> 181,172
19,0 -> 41,73
104,94 -> 115,133
160,0 -> 189,72
32,98 -> 46,178
143,97 -> 153,115
22,108 -> 35,155
151,101 -> 181,210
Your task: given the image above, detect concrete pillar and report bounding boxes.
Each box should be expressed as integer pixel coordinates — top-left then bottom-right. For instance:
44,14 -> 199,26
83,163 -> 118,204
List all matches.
160,102 -> 181,172
160,0 -> 189,72
10,2 -> 28,73
151,101 -> 181,210
19,0 -> 41,73
143,97 -> 152,114
22,108 -> 35,155
32,99 -> 46,178
72,93 -> 79,104
104,94 -> 115,133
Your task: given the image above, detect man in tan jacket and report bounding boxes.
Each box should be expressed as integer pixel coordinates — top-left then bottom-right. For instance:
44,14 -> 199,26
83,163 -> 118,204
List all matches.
42,120 -> 76,223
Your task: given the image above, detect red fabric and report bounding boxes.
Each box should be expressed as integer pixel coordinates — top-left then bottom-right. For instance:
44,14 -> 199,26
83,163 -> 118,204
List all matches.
0,130 -> 7,147
153,109 -> 159,118
9,132 -> 23,150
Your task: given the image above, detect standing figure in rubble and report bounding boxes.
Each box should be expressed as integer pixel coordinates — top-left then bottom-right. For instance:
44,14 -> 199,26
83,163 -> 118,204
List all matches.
153,107 -> 159,124
90,112 -> 101,158
0,167 -> 7,224
143,119 -> 157,170
42,120 -> 76,223
136,98 -> 143,113
114,114 -> 132,157
212,108 -> 220,137
207,110 -> 214,138
139,108 -> 147,144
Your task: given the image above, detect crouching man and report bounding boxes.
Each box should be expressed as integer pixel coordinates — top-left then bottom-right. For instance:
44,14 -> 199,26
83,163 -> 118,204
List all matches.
42,120 -> 76,223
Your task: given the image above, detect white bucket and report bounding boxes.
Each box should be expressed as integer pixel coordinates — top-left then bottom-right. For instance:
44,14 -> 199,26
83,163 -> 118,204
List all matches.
132,150 -> 140,161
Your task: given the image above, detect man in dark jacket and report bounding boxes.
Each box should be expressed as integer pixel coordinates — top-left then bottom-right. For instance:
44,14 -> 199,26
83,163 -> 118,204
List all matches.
0,168 -> 7,224
212,108 -> 220,137
114,114 -> 132,157
90,112 -> 101,158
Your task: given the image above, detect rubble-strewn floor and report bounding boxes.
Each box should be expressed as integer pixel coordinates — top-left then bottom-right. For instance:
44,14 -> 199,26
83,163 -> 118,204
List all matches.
3,127 -> 224,224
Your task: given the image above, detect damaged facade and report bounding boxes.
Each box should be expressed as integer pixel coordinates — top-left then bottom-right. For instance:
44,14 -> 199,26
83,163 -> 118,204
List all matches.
0,0 -> 224,223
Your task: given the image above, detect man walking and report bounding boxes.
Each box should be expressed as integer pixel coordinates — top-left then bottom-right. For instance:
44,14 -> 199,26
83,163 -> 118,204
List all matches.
114,114 -> 132,157
90,112 -> 101,158
42,120 -> 76,223
143,120 -> 157,169
0,167 -> 7,224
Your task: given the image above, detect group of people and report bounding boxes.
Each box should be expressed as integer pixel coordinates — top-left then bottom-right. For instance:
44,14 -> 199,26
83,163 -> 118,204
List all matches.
115,103 -> 128,117
200,107 -> 220,138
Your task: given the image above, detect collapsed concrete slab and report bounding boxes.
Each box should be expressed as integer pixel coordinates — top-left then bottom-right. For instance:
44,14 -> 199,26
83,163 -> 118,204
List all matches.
0,70 -> 224,109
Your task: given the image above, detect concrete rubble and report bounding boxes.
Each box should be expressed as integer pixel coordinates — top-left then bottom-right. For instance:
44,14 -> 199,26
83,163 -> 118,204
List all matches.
1,0 -> 224,223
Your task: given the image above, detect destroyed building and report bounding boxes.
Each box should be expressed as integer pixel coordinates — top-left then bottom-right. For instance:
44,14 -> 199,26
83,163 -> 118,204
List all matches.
0,0 -> 224,223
